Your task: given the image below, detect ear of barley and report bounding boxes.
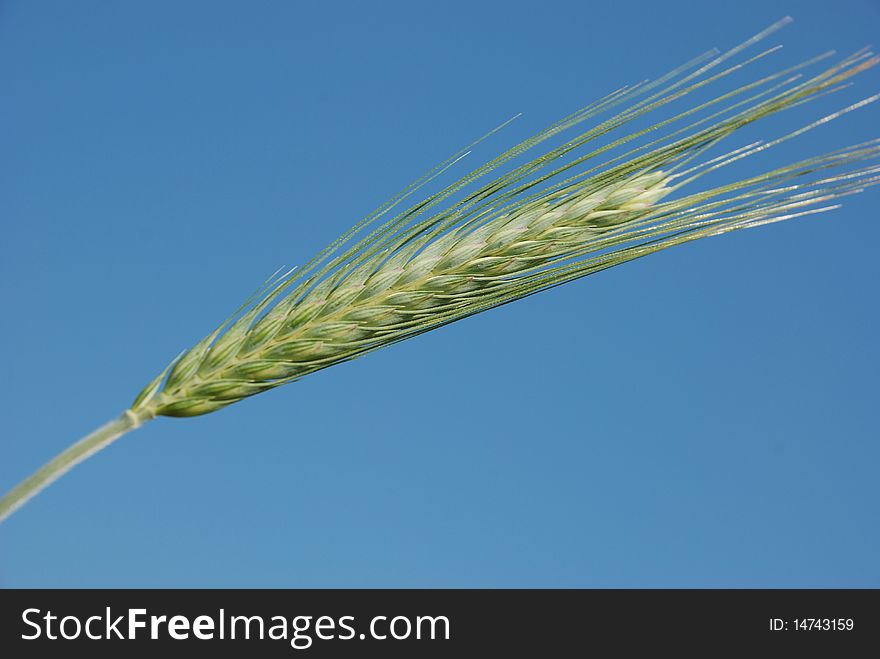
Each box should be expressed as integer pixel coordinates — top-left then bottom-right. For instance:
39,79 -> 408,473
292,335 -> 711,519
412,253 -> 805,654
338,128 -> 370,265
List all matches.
2,18 -> 879,522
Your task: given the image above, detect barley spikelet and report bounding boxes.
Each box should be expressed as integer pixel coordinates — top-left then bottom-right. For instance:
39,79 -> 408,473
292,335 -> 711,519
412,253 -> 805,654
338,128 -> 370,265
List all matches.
141,169 -> 676,416
2,19 -> 879,522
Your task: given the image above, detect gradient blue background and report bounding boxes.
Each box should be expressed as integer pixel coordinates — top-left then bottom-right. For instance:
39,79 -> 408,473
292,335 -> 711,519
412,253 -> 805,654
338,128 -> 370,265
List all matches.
1,0 -> 878,587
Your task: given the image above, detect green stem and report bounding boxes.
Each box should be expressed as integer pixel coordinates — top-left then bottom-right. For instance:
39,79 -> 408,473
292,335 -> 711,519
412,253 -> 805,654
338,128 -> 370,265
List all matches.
0,411 -> 148,523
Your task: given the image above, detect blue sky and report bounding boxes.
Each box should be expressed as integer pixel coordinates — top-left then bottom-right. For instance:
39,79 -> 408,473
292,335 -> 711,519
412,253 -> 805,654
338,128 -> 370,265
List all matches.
1,0 -> 878,587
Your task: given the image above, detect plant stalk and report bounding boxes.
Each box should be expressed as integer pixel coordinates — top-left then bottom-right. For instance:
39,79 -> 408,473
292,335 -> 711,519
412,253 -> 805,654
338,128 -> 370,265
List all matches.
0,411 -> 147,523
